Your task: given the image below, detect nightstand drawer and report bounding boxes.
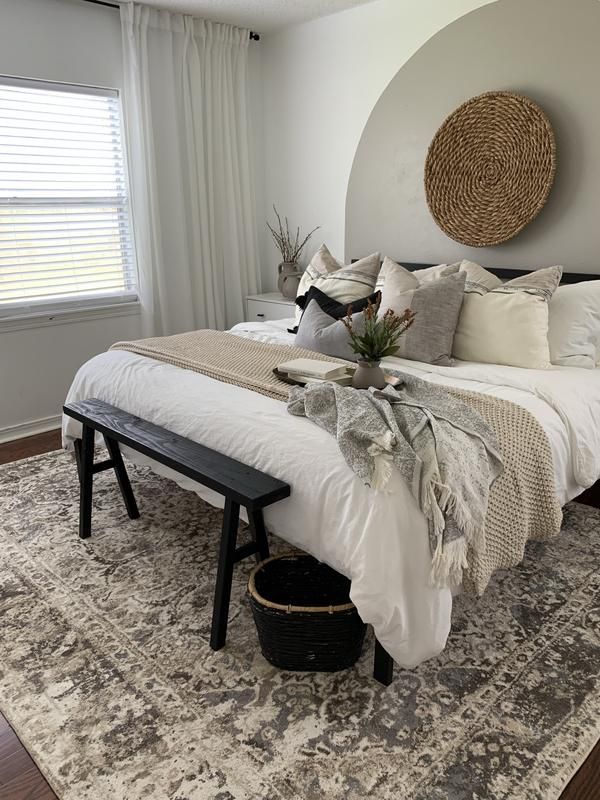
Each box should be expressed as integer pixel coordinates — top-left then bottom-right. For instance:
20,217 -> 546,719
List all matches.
246,297 -> 295,322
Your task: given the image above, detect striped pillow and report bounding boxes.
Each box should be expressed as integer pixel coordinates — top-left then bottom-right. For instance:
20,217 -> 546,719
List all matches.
295,245 -> 380,323
453,265 -> 563,368
459,260 -> 503,294
375,258 -> 459,292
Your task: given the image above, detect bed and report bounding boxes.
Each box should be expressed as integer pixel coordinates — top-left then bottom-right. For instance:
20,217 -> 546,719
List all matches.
62,265 -> 600,669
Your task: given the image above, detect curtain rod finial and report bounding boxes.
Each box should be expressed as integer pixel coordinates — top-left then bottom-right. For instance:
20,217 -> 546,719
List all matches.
249,31 -> 260,41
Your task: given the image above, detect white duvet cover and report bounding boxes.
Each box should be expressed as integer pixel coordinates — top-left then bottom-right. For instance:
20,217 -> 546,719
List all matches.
63,318 -> 600,668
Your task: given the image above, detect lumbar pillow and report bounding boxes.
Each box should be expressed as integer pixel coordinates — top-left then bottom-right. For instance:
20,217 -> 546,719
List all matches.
295,299 -> 364,361
548,281 -> 600,368
453,265 -> 563,368
375,258 -> 459,292
295,245 -> 380,323
378,266 -> 466,365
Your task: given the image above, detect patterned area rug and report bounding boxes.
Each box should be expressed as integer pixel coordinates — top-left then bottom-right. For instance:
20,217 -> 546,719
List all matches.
0,451 -> 598,800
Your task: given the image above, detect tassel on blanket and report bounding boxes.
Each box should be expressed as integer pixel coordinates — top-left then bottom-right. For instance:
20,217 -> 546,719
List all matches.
431,536 -> 470,587
428,482 -> 487,586
367,430 -> 395,490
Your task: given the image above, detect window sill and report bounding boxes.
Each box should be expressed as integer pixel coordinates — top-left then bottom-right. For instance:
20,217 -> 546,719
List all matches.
0,300 -> 142,333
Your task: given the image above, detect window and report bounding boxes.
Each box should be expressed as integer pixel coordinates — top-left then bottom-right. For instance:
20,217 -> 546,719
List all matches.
0,76 -> 137,320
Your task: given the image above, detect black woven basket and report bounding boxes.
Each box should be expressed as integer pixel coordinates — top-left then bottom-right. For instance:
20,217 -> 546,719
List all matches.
248,553 -> 366,672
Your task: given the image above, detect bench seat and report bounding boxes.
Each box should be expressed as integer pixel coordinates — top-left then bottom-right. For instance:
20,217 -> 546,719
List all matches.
63,398 -> 291,652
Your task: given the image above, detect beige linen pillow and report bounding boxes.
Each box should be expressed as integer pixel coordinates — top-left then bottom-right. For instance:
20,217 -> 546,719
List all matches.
379,268 -> 466,365
453,265 -> 563,368
375,258 -> 459,291
295,245 -> 380,323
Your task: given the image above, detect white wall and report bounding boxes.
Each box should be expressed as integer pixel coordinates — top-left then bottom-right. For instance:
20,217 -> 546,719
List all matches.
259,0 -> 496,288
0,0 -> 142,439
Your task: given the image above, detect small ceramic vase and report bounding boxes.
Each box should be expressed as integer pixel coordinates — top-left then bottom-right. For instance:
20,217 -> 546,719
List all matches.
352,360 -> 386,390
277,262 -> 303,299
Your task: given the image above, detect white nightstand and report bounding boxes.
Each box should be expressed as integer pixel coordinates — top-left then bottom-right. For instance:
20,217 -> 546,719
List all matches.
246,292 -> 296,323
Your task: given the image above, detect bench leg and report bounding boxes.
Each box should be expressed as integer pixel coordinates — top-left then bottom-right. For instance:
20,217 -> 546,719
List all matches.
73,437 -> 82,482
247,508 -> 270,563
78,424 -> 95,539
374,639 -> 394,686
210,498 -> 240,651
103,435 -> 140,520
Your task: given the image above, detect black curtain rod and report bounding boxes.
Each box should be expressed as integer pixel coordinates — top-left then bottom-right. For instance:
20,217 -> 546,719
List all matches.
80,0 -> 260,39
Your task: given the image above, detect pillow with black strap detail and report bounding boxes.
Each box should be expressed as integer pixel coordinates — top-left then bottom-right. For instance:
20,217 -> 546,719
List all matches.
288,286 -> 381,334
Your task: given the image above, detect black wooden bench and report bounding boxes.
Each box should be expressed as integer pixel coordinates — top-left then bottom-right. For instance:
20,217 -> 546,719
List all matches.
63,398 -> 291,652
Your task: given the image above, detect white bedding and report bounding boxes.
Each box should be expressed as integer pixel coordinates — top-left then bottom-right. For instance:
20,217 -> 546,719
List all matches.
63,317 -> 600,668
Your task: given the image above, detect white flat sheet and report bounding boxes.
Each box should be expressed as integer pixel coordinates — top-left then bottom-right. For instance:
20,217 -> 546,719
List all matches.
63,318 -> 600,667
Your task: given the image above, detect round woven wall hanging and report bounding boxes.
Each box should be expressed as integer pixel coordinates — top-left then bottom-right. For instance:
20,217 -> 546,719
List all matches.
424,91 -> 556,247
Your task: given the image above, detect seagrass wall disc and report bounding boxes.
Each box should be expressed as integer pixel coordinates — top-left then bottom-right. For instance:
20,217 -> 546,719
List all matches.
424,91 -> 556,247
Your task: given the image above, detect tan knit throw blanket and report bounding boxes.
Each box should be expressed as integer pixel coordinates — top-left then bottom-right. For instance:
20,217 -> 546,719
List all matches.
111,330 -> 562,595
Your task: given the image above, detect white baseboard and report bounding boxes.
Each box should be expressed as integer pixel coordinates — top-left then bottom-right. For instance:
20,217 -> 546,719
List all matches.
0,414 -> 62,445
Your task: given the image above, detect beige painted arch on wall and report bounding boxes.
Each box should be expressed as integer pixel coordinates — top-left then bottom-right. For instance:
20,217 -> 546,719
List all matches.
345,0 -> 600,272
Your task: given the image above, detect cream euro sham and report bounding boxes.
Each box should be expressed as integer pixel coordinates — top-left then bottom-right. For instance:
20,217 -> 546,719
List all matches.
453,264 -> 563,369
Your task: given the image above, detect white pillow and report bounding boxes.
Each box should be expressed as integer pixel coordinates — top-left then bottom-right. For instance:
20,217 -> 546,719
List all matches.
453,265 -> 563,369
548,281 -> 600,368
375,258 -> 459,291
295,245 -> 380,323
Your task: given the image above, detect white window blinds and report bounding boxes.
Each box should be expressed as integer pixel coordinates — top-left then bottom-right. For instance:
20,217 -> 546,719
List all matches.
0,76 -> 137,319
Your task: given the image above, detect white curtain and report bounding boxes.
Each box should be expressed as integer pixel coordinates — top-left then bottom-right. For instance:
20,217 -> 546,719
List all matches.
120,3 -> 260,336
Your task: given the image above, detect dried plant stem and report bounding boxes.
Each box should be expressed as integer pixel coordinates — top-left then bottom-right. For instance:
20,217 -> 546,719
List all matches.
267,205 -> 320,263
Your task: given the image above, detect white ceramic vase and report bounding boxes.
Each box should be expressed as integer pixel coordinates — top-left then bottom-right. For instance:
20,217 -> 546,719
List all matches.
277,262 -> 302,299
352,360 -> 386,390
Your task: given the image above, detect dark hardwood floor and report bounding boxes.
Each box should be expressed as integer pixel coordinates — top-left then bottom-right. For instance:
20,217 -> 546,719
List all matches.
0,429 -> 598,799
0,714 -> 56,799
0,429 -> 62,466
0,431 -> 61,800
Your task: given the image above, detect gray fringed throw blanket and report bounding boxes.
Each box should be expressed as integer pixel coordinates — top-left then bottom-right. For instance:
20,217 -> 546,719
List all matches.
288,376 -> 503,586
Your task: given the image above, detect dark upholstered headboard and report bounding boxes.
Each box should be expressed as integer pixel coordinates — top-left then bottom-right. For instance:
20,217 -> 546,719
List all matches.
351,259 -> 597,284
389,263 -> 596,285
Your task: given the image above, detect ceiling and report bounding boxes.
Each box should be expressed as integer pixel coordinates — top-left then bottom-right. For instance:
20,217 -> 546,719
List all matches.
136,0 -> 378,33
